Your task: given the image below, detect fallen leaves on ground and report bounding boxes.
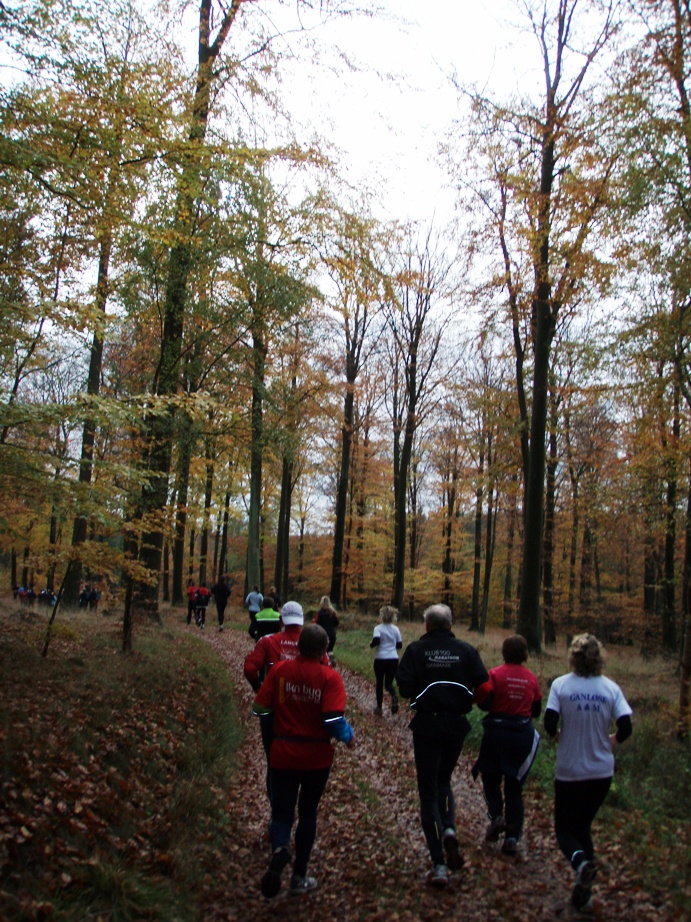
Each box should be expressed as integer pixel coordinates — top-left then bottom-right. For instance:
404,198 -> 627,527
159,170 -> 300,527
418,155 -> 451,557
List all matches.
1,612 -> 687,921
197,629 -> 685,922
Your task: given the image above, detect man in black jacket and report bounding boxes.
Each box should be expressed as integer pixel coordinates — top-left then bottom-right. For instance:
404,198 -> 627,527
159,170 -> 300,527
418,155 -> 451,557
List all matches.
211,575 -> 232,632
396,604 -> 489,889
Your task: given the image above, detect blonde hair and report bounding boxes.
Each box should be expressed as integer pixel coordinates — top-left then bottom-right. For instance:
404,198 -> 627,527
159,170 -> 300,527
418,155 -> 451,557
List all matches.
379,605 -> 399,624
569,633 -> 604,677
319,595 -> 334,611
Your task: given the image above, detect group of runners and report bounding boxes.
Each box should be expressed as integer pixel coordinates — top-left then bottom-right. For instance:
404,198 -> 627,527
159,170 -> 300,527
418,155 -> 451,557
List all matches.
218,593 -> 633,913
186,576 -> 233,629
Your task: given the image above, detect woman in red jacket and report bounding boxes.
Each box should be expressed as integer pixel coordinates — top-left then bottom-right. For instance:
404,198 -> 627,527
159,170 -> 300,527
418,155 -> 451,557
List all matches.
472,634 -> 542,857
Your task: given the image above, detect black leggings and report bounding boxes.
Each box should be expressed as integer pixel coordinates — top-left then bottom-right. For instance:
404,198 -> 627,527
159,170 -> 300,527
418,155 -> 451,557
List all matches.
413,731 -> 464,865
482,772 -> 525,840
373,659 -> 398,708
554,777 -> 611,867
270,767 -> 331,878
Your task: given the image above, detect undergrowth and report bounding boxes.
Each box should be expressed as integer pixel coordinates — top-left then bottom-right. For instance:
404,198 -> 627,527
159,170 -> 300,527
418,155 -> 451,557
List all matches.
0,606 -> 242,922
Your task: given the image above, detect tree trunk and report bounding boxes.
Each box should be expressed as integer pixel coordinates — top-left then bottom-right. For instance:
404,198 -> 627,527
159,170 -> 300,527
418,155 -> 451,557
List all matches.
515,68 -> 560,655
136,0 -> 241,617
355,418 -> 371,595
543,400 -> 558,646
199,438 -> 214,586
63,226 -> 110,604
579,521 -> 593,612
188,528 -> 196,581
330,384 -> 355,606
162,541 -> 170,602
442,450 -> 458,610
516,262 -> 554,652
470,449 -> 485,632
408,457 -> 420,570
662,379 -> 680,652
392,411 -> 415,612
479,479 -> 495,634
247,328 -> 266,592
219,486 -> 231,580
171,380 -> 196,600
275,455 -> 293,602
502,478 -> 518,630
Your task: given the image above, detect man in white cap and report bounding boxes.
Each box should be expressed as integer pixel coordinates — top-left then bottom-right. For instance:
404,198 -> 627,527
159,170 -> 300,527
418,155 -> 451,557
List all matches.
244,602 -> 330,805
243,600 -> 307,692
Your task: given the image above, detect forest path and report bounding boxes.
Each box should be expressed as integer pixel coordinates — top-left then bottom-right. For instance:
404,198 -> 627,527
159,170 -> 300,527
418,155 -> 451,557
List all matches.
195,626 -> 667,922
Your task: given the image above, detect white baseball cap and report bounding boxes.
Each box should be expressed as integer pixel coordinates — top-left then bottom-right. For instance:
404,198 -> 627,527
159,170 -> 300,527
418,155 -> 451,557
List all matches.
280,601 -> 304,626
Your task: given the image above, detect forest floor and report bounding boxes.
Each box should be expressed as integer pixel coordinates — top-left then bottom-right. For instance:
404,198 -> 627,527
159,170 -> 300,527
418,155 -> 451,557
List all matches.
196,625 -> 680,922
1,602 -> 688,921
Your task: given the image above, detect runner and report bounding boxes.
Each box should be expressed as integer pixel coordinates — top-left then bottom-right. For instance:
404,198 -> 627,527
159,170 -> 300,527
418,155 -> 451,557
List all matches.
544,633 -> 633,914
396,603 -> 489,888
472,634 -> 542,856
252,624 -> 355,899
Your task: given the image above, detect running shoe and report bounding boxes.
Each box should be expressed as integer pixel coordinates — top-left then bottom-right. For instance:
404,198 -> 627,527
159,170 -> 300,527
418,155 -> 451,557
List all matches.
442,828 -> 464,870
572,859 -> 597,911
260,846 -> 291,899
501,836 -> 518,856
485,815 -> 506,842
427,864 -> 449,888
289,874 -> 318,895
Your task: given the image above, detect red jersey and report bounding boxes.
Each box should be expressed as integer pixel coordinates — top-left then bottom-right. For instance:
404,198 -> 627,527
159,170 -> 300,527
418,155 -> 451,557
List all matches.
187,584 -> 197,601
483,663 -> 542,717
253,654 -> 347,771
195,586 -> 211,605
244,625 -> 301,686
244,627 -> 330,689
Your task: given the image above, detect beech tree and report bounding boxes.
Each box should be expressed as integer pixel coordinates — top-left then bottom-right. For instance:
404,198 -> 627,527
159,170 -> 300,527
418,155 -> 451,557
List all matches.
619,0 -> 691,725
385,229 -> 454,613
453,0 -> 619,650
322,208 -> 389,607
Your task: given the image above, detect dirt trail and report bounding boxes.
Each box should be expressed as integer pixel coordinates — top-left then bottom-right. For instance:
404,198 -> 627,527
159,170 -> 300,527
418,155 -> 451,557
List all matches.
196,627 -> 670,922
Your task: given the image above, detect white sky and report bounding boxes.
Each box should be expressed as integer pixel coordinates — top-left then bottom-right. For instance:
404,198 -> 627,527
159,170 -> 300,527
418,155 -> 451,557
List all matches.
278,0 -> 540,224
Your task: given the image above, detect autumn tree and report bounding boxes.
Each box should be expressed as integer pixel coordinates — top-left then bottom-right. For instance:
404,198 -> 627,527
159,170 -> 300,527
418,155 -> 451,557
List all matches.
384,228 -> 455,614
618,0 -> 691,722
321,208 -> 389,607
452,0 -> 619,650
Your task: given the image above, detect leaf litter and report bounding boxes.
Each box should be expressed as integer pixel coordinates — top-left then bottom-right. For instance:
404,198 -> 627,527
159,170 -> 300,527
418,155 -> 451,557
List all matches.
198,629 -> 684,922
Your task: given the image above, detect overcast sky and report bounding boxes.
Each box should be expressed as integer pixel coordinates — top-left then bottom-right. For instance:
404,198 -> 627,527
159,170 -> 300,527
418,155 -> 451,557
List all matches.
279,0 -> 537,224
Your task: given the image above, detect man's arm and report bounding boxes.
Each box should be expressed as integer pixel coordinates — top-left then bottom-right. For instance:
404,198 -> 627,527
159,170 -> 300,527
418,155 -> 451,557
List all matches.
395,645 -> 418,700
244,638 -> 268,691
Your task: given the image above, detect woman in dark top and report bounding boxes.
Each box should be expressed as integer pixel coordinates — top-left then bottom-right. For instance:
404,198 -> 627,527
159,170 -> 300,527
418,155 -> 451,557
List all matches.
314,595 -> 339,654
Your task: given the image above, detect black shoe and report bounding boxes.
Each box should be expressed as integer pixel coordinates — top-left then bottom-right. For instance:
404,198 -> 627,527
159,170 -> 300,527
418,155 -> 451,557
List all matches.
501,836 -> 518,856
572,860 -> 597,910
391,695 -> 399,714
485,815 -> 506,842
442,828 -> 464,870
261,847 -> 291,899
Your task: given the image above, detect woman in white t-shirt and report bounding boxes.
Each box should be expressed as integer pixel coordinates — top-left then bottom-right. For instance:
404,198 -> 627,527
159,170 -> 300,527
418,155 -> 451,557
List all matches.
545,634 -> 633,915
370,605 -> 403,716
